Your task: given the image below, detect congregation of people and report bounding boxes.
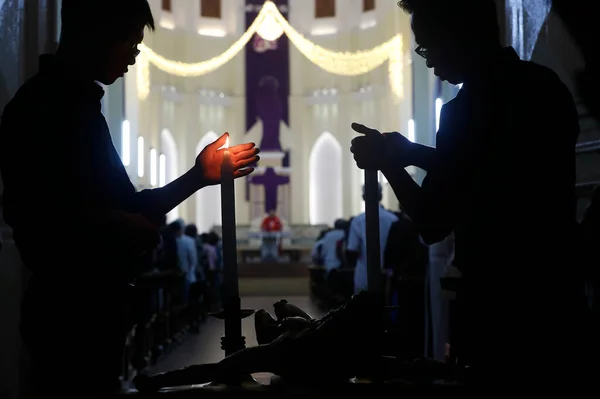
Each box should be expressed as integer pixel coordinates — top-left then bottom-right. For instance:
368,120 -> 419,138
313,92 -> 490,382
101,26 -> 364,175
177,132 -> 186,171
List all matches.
310,183 -> 430,360
121,218 -> 225,379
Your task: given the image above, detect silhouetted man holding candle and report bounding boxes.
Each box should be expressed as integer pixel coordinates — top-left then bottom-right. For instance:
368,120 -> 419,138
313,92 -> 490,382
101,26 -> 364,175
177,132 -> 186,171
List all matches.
351,0 -> 585,386
0,0 -> 259,394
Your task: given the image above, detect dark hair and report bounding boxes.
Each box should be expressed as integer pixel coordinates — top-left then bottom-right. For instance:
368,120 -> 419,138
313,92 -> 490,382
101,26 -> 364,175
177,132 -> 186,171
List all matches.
398,0 -> 500,44
185,224 -> 198,237
168,221 -> 181,233
60,0 -> 155,44
207,232 -> 220,246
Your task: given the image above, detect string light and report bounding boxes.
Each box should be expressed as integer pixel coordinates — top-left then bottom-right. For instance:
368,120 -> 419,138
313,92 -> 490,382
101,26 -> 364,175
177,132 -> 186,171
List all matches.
136,1 -> 404,100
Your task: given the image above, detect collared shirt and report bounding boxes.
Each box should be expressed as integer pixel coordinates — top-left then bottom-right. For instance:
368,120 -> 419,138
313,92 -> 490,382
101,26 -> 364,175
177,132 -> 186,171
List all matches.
347,206 -> 398,293
0,55 -> 159,283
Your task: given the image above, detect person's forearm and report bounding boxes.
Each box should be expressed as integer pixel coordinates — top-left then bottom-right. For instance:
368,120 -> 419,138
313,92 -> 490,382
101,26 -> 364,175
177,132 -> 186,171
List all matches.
382,164 -> 453,245
408,143 -> 436,171
381,165 -> 422,222
130,168 -> 205,224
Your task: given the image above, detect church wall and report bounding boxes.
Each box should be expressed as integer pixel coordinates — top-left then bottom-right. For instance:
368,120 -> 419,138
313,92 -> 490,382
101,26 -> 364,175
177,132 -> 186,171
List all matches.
119,0 -> 414,227
289,8 -> 413,223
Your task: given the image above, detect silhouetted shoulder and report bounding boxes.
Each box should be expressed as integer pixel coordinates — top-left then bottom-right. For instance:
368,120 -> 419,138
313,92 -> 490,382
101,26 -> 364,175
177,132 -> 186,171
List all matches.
514,58 -> 576,105
0,72 -> 59,145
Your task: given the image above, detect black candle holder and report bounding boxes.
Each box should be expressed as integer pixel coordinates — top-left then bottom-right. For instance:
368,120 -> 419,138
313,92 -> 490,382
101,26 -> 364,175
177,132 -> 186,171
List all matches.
209,297 -> 260,386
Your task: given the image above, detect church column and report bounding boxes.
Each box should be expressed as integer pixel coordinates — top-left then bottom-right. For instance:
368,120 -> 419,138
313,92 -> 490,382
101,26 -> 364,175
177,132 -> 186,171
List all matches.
182,91 -> 199,224
338,94 -> 353,219
229,95 -> 250,225
168,89 -> 187,220
289,95 -> 307,224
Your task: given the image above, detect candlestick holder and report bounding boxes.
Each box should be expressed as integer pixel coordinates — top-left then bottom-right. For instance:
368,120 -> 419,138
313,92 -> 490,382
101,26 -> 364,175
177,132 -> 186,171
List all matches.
209,297 -> 260,386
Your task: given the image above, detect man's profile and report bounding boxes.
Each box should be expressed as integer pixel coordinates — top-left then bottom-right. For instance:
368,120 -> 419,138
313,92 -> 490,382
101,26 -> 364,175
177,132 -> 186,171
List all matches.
351,0 -> 583,384
0,0 -> 259,394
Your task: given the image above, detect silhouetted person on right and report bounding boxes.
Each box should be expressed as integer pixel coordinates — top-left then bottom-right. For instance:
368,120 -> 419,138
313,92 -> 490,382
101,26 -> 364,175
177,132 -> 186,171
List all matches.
351,0 -> 586,387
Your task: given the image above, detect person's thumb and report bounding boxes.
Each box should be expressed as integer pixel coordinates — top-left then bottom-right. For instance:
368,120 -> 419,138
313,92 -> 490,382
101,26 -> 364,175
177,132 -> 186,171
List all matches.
208,132 -> 229,150
351,122 -> 380,136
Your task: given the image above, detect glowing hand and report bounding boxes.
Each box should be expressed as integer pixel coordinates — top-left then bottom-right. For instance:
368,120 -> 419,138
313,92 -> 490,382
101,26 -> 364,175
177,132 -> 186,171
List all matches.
195,132 -> 260,186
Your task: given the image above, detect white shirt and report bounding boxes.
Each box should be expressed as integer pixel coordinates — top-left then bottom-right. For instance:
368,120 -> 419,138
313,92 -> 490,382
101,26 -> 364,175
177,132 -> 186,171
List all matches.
347,206 -> 399,293
176,235 -> 198,283
311,228 -> 346,273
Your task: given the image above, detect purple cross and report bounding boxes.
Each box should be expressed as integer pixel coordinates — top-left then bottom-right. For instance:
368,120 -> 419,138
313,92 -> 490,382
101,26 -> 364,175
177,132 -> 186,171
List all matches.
249,167 -> 290,213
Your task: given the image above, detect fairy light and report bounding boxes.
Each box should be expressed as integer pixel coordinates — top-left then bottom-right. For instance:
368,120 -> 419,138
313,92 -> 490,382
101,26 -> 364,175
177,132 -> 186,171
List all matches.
136,1 -> 404,100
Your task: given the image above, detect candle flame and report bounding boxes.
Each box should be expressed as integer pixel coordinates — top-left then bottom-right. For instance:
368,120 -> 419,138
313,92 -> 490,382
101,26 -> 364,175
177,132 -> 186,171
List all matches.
224,137 -> 229,149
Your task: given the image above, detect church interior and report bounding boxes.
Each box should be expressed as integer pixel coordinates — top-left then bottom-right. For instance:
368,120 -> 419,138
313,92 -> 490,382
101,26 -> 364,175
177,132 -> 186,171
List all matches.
0,0 -> 598,397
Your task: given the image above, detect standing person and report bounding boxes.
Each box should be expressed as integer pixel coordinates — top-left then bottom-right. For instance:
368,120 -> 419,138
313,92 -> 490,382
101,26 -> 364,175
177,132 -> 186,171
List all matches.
0,0 -> 259,394
261,209 -> 283,261
346,183 -> 398,294
350,0 -> 583,386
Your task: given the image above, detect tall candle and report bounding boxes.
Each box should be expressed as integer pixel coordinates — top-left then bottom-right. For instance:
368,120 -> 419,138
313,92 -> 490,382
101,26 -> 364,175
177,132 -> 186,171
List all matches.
220,139 -> 239,300
364,169 -> 382,293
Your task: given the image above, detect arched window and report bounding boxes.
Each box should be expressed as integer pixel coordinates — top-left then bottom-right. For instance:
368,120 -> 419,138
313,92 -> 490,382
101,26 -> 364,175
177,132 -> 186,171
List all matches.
309,132 -> 343,225
315,0 -> 335,18
201,0 -> 221,18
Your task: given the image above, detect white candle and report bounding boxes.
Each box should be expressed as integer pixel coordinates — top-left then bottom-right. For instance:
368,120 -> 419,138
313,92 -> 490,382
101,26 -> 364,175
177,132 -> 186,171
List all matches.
364,169 -> 382,293
220,139 -> 239,299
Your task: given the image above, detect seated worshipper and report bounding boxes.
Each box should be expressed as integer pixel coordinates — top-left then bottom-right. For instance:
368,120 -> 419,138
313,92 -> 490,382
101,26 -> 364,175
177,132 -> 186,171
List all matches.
311,228 -> 331,266
0,0 -> 260,393
170,220 -> 198,304
202,232 -> 222,311
346,183 -> 398,294
317,220 -> 346,274
350,0 -> 584,383
313,220 -> 347,295
155,215 -> 178,272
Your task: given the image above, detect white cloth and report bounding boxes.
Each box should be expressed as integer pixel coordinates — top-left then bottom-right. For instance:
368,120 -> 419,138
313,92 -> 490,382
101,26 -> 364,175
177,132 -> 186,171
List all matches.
312,228 -> 346,273
347,206 -> 398,293
176,235 -> 198,283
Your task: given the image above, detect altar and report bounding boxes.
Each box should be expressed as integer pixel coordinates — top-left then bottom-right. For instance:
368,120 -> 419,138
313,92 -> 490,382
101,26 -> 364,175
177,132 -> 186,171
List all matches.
211,224 -> 327,264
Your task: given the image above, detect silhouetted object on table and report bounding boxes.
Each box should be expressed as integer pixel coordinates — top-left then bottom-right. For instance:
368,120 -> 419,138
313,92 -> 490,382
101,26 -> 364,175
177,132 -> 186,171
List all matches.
351,0 -> 584,385
134,292 -> 454,391
0,1 -> 259,395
